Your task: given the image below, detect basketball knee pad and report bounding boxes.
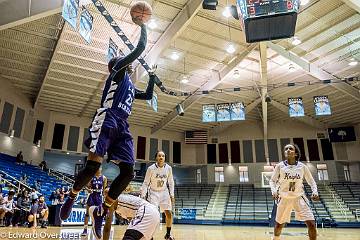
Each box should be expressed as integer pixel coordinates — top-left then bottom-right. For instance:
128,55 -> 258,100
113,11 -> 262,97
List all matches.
122,229 -> 144,240
107,162 -> 134,200
73,161 -> 101,191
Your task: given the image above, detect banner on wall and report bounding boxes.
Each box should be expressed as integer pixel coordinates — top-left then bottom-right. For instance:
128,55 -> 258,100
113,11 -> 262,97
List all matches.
230,102 -> 245,120
314,95 -> 331,116
62,208 -> 115,225
328,126 -> 356,142
216,103 -> 231,122
107,38 -> 118,63
62,0 -> 79,30
79,7 -> 93,44
202,104 -> 216,122
288,97 -> 304,117
178,208 -> 197,220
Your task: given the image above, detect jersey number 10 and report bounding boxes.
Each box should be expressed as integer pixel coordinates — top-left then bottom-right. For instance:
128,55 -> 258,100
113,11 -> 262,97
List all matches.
157,180 -> 164,188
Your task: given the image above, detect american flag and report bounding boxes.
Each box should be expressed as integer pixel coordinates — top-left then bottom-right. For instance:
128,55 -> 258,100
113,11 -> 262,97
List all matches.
185,131 -> 208,144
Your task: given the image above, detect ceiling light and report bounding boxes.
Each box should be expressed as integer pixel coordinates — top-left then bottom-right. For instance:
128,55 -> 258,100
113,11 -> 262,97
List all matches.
181,76 -> 189,83
349,58 -> 358,66
226,44 -> 236,54
222,7 -> 231,18
170,52 -> 180,60
300,0 -> 309,5
234,69 -> 240,78
291,36 -> 301,46
349,61 -> 358,66
147,19 -> 157,30
289,64 -> 296,72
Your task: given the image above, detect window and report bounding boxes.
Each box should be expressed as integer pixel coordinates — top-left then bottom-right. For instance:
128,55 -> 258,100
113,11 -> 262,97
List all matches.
239,166 -> 249,182
344,165 -> 351,182
317,164 -> 329,181
215,167 -> 224,183
196,169 -> 201,184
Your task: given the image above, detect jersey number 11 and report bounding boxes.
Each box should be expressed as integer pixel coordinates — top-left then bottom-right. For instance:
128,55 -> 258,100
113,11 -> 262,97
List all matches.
288,182 -> 296,192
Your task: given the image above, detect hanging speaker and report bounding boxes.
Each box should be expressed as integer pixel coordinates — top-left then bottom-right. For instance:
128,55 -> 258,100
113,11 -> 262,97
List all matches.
176,104 -> 184,116
202,0 -> 218,10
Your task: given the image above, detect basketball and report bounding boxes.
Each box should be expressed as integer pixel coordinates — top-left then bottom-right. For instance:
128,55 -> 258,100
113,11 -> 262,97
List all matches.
130,1 -> 152,25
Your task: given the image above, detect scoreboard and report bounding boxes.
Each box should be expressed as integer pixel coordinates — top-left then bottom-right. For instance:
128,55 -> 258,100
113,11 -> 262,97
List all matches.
236,0 -> 300,42
238,0 -> 299,19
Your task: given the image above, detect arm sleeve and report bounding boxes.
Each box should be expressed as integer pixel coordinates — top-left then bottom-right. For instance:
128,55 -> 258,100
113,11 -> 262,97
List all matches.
304,165 -> 318,195
134,74 -> 157,100
140,167 -> 152,198
269,165 -> 280,195
168,166 -> 175,197
112,24 -> 147,72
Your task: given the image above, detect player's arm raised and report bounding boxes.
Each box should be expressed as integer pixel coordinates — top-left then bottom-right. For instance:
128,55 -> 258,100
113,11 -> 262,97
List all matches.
304,165 -> 319,201
111,24 -> 147,75
269,164 -> 280,199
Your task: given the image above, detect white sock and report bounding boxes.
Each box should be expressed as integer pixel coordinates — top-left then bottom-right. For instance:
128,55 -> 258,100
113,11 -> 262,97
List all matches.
272,236 -> 280,240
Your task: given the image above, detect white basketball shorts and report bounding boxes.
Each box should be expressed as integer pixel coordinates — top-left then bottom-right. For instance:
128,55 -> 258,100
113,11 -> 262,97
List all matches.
128,203 -> 160,240
146,189 -> 172,212
275,195 -> 315,224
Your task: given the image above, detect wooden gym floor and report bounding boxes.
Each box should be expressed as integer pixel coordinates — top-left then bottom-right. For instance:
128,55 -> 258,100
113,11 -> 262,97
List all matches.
0,224 -> 359,239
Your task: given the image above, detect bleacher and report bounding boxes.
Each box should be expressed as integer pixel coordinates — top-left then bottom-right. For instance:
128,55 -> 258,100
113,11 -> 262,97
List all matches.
0,153 -> 68,204
174,184 -> 215,218
182,183 -> 358,224
303,184 -> 332,220
1,151 -> 358,226
331,182 -> 360,217
224,184 -> 272,222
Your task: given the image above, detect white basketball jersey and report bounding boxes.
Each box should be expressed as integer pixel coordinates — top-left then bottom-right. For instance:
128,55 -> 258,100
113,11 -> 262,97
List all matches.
269,161 -> 318,198
140,163 -> 175,198
115,194 -> 149,219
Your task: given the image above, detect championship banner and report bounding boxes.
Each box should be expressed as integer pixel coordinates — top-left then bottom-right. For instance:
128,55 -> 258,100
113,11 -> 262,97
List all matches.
79,7 -> 93,44
216,103 -> 231,122
107,38 -> 119,63
230,102 -> 245,120
178,208 -> 197,220
62,0 -> 79,30
314,95 -> 331,116
288,97 -> 304,117
202,104 -> 216,122
147,92 -> 158,112
152,91 -> 158,112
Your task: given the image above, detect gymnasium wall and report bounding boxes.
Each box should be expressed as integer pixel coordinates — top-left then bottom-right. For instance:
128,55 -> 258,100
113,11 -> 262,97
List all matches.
1,76 -> 360,184
0,76 -> 46,164
43,111 -> 184,161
